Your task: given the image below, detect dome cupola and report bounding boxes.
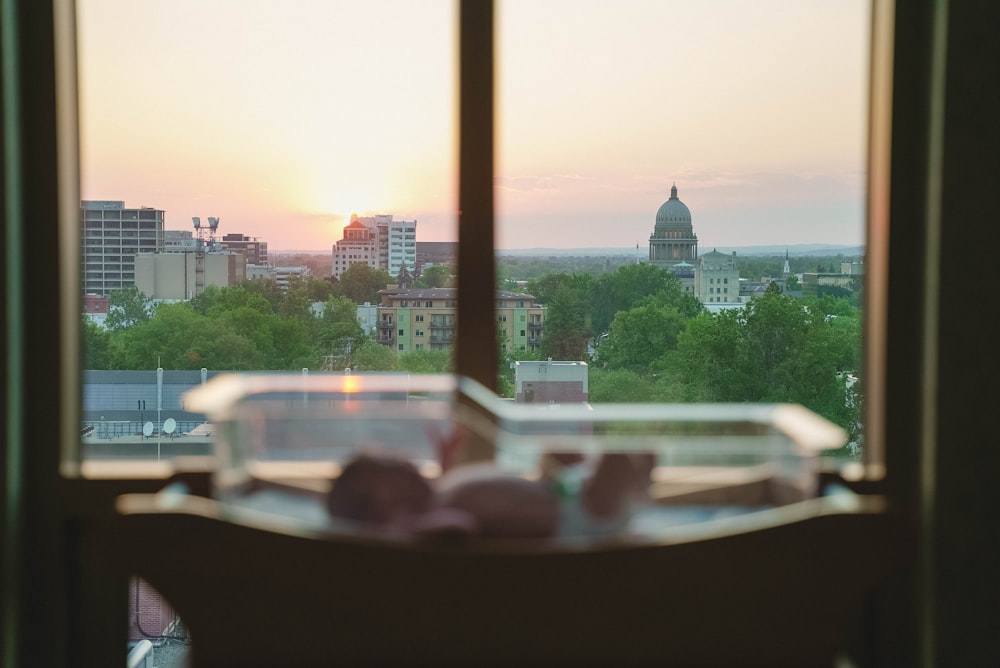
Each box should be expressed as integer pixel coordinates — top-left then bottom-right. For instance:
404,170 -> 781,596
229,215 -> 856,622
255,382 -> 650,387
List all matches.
654,183 -> 693,233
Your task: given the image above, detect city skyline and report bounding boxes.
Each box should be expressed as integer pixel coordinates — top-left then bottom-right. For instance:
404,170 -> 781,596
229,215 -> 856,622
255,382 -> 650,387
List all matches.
77,0 -> 870,251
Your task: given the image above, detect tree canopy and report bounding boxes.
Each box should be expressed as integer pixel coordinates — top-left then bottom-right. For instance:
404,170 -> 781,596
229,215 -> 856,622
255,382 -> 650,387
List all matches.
81,261 -> 863,454
415,264 -> 453,289
333,263 -> 392,304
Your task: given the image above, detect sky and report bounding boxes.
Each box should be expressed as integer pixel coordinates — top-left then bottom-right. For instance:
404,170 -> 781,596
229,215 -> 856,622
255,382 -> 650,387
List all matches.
76,0 -> 870,251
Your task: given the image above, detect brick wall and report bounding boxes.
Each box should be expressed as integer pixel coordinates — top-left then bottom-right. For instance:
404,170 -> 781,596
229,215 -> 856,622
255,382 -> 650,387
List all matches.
129,577 -> 179,642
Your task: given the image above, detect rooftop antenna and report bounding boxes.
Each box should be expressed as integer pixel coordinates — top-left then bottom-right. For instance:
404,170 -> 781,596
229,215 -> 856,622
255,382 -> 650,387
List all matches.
193,215 -> 221,246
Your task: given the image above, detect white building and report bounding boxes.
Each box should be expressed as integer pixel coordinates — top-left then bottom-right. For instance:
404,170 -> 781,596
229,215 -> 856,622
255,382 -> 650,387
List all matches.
696,249 -> 741,304
245,263 -> 310,290
331,214 -> 417,280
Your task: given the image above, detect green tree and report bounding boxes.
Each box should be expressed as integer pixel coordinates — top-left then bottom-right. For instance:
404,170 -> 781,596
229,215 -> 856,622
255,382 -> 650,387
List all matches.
415,264 -> 453,288
635,288 -> 705,320
266,316 -> 317,369
352,339 -> 397,371
785,274 -> 801,291
539,284 -> 591,360
588,368 -> 653,402
241,277 -> 284,312
198,285 -> 273,317
668,291 -> 862,437
334,263 -> 392,304
525,272 -> 595,306
668,309 -> 752,401
599,304 -> 686,373
398,348 -> 452,374
592,263 -> 684,334
316,296 -> 366,366
81,317 -> 111,369
105,287 -> 152,330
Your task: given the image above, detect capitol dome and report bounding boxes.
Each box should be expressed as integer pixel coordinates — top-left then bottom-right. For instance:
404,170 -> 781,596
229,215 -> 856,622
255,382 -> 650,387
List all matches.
654,184 -> 692,233
648,182 -> 698,266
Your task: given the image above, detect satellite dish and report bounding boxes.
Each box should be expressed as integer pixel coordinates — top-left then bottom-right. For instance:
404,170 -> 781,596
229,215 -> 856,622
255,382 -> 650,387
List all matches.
142,421 -> 154,437
163,418 -> 177,435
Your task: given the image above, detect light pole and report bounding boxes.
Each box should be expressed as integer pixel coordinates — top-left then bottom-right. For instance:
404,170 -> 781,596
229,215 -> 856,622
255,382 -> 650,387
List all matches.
157,366 -> 163,461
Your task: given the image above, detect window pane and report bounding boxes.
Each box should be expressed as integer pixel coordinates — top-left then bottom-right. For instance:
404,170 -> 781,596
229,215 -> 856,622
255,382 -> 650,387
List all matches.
76,0 -> 458,465
497,0 -> 869,458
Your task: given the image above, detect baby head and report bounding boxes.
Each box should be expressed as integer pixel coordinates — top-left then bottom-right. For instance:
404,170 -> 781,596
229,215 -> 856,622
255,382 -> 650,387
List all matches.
326,454 -> 433,530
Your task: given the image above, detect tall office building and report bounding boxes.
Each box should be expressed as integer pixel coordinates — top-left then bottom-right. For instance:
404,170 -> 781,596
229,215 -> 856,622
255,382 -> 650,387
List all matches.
81,200 -> 164,295
380,216 -> 417,278
332,214 -> 417,280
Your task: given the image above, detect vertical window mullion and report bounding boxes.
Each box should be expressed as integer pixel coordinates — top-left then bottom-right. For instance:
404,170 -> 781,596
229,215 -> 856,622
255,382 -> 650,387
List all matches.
456,0 -> 497,392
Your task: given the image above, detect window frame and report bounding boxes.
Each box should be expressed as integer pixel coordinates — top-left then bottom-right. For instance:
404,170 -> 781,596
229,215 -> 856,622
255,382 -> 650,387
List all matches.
7,0 -> 994,665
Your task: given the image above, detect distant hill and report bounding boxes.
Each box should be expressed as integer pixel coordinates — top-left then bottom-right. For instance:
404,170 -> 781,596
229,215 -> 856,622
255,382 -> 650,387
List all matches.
496,244 -> 864,258
277,243 -> 865,258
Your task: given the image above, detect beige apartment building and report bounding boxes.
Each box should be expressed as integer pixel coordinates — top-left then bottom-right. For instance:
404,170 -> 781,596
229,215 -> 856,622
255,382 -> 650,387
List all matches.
134,251 -> 246,300
376,288 -> 544,353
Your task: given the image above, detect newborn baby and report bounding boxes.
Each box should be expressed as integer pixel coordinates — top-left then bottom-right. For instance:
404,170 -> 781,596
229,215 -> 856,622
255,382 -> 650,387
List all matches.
325,446 -> 654,541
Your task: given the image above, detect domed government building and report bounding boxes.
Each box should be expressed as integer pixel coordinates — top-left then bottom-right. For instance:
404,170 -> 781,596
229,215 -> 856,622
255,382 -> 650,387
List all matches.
648,184 -> 740,306
649,183 -> 698,265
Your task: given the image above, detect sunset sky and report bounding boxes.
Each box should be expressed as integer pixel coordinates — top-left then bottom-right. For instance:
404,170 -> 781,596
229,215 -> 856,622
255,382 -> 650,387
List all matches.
77,0 -> 870,251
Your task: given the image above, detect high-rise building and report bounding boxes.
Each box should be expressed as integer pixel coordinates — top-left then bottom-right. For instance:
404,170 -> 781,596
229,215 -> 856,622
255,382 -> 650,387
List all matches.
380,216 -> 417,278
81,200 -> 164,295
332,214 -> 417,279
